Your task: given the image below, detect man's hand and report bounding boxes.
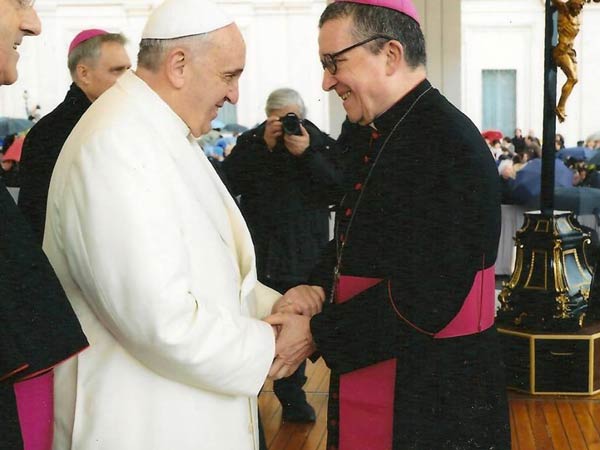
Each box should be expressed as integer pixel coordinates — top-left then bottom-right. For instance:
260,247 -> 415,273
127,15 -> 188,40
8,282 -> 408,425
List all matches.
284,124 -> 310,157
265,313 -> 315,379
264,116 -> 283,150
272,285 -> 325,317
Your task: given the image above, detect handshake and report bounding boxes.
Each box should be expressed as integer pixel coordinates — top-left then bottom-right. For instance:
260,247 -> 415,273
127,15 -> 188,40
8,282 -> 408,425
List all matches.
264,285 -> 325,380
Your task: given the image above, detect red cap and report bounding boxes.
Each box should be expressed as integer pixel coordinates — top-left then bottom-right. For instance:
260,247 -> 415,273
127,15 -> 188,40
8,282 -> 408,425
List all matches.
68,29 -> 109,55
482,130 -> 503,142
335,0 -> 420,25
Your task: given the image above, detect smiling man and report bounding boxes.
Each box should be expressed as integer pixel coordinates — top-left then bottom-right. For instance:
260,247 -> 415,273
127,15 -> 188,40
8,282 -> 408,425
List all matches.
268,0 -> 512,449
0,0 -> 39,85
19,29 -> 131,243
42,0 -> 308,449
312,1 -> 510,448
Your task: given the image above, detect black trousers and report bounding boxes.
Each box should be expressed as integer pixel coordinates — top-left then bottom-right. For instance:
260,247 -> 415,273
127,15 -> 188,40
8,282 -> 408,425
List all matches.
273,361 -> 308,406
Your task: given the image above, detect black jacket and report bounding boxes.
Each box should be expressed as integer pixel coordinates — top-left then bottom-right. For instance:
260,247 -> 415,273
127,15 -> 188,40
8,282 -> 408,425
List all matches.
0,165 -> 19,188
0,179 -> 88,449
223,119 -> 342,289
19,83 -> 91,244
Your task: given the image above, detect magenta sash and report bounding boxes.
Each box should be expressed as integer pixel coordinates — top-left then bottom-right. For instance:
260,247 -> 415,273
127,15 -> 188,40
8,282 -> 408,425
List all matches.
14,371 -> 54,450
335,266 -> 496,450
434,265 -> 495,338
336,276 -> 394,450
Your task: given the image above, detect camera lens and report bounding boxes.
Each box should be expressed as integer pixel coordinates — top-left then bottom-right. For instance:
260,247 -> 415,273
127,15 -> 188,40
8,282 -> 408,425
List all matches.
280,113 -> 302,136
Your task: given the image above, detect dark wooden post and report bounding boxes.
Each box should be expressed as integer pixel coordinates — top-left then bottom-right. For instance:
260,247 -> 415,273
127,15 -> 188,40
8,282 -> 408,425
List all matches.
540,0 -> 558,215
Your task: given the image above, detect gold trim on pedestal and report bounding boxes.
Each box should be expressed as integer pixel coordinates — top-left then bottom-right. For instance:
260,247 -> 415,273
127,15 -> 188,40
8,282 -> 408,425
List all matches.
563,248 -> 591,291
553,239 -> 566,293
535,220 -> 550,233
496,211 -> 592,330
525,250 -> 548,290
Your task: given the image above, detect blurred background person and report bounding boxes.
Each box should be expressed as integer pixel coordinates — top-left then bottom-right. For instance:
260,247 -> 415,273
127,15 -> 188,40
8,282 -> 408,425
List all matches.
18,28 -> 130,244
512,127 -> 526,153
501,135 -> 515,155
555,132 -> 566,151
223,87 -> 342,426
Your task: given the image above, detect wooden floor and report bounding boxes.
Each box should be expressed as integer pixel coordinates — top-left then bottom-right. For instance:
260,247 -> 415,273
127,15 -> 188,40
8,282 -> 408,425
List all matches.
259,358 -> 600,450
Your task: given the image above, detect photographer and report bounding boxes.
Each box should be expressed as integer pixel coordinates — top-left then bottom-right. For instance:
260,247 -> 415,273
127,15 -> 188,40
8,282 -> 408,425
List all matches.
223,88 -> 342,427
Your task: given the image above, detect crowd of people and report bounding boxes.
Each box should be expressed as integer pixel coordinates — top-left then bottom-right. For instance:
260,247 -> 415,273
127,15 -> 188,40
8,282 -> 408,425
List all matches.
479,128 -> 600,205
1,0 -> 514,449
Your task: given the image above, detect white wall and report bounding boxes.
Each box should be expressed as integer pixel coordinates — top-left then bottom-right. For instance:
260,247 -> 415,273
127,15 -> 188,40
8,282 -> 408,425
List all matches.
0,1 -> 155,119
462,0 -> 600,146
225,0 -> 329,130
6,0 -> 596,144
1,0 -> 462,139
0,0 -> 330,132
415,0 -> 461,107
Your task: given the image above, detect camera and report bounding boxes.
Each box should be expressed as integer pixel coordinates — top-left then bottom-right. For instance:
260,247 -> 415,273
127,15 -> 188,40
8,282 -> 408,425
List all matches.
280,113 -> 303,136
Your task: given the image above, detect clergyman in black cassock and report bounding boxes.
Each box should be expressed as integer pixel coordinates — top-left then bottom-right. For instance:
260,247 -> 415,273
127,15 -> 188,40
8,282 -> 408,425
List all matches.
269,1 -> 511,449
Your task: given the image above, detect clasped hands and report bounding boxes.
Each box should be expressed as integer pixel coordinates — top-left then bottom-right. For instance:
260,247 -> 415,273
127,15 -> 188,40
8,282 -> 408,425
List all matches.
264,285 -> 325,380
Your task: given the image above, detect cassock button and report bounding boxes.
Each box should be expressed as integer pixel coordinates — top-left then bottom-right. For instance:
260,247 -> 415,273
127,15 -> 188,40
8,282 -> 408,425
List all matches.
332,392 -> 339,400
354,182 -> 363,190
328,446 -> 338,450
363,155 -> 370,164
345,208 -> 352,217
339,234 -> 345,243
371,130 -> 380,140
329,419 -> 338,426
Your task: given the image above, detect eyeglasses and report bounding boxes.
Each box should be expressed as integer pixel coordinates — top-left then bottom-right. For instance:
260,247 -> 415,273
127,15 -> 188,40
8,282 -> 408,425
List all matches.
320,34 -> 395,75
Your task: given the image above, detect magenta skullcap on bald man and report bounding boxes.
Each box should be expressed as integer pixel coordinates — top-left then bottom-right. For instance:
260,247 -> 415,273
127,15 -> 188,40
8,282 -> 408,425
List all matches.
142,0 -> 232,40
68,29 -> 109,55
335,0 -> 420,25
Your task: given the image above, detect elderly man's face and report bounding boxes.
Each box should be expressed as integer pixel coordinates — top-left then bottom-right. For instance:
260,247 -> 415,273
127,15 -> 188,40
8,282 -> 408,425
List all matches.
0,0 -> 41,85
184,23 -> 245,136
319,16 -> 388,125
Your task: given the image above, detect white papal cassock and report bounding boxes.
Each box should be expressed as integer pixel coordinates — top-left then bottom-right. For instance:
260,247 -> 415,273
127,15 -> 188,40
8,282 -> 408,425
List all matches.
44,70 -> 278,450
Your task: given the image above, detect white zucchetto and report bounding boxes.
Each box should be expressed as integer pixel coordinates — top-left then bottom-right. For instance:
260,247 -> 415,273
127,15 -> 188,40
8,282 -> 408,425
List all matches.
142,0 -> 233,40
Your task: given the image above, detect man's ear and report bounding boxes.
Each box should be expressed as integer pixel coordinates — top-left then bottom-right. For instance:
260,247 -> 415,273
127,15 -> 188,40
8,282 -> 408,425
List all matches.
75,63 -> 90,86
164,47 -> 188,89
385,40 -> 404,75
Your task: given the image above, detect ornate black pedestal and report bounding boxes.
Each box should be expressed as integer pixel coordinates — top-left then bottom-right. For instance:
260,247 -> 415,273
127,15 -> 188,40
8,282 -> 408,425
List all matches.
498,322 -> 600,395
497,211 -> 594,331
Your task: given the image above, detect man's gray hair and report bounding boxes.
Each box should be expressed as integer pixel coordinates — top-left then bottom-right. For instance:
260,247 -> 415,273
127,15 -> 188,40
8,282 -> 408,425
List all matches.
137,34 -> 211,72
68,33 -> 127,77
265,88 -> 306,119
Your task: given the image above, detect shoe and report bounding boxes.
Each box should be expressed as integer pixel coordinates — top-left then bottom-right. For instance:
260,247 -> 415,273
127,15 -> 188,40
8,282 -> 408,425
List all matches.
281,401 -> 316,423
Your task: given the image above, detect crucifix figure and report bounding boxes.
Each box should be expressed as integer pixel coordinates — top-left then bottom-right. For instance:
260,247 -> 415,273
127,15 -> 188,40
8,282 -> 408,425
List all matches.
552,0 -> 585,122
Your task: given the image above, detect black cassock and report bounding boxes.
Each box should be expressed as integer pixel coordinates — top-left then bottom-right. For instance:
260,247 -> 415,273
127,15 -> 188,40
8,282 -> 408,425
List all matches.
310,80 -> 511,450
1,180 -> 88,449
18,82 -> 92,245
